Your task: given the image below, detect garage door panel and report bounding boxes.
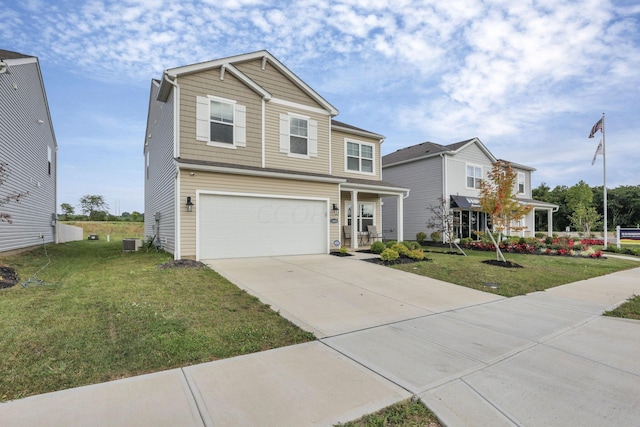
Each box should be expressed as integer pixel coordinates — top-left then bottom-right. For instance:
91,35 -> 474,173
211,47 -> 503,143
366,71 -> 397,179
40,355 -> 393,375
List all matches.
199,195 -> 327,259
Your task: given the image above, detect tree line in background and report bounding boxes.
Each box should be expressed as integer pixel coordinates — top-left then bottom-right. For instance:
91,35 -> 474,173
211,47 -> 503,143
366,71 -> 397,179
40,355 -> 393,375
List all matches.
59,195 -> 143,222
533,181 -> 640,233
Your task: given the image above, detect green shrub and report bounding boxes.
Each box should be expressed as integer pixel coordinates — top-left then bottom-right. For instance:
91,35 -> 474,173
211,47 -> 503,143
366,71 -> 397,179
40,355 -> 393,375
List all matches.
407,249 -> 426,260
535,232 -> 545,239
400,241 -> 412,249
392,243 -> 409,256
430,231 -> 441,242
460,237 -> 472,246
416,231 -> 427,243
544,236 -> 554,245
518,237 -> 527,245
385,240 -> 398,249
380,248 -> 399,262
339,246 -> 347,254
370,241 -> 386,254
408,241 -> 421,250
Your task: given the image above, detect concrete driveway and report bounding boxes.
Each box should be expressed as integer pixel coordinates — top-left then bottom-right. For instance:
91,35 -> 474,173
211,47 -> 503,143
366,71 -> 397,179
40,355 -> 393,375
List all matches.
206,254 -> 640,426
205,254 -> 503,338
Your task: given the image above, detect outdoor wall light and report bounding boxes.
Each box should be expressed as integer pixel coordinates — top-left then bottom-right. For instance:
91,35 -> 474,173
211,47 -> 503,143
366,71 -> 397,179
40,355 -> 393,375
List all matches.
332,203 -> 339,212
186,196 -> 194,212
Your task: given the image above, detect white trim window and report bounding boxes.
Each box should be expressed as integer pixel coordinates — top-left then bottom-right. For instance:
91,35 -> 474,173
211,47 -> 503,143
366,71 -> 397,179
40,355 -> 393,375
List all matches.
279,113 -> 318,158
196,95 -> 246,148
345,202 -> 375,232
466,164 -> 483,189
345,140 -> 374,174
517,172 -> 525,195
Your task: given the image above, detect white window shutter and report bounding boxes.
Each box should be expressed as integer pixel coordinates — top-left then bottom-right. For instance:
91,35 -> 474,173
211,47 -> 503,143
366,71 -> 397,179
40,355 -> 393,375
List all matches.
308,119 -> 318,157
234,104 -> 246,147
196,96 -> 209,142
279,113 -> 290,153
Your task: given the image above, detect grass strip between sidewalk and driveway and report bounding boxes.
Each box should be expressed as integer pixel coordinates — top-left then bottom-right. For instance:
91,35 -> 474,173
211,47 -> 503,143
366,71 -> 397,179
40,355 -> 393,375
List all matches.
392,248 -> 640,297
0,240 -> 314,401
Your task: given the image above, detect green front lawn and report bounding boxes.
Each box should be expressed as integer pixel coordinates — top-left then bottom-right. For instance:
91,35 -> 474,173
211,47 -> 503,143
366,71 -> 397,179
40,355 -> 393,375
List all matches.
394,248 -> 639,297
605,295 -> 640,320
0,240 -> 314,401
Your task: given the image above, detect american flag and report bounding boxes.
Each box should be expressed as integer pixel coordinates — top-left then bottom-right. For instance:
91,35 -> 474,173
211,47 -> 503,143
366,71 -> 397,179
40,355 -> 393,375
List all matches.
591,139 -> 603,165
588,118 -> 603,138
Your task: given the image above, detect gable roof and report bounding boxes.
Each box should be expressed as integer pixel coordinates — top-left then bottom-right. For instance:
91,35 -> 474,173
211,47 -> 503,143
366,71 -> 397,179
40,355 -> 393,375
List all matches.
157,50 -> 338,115
383,137 -> 502,167
0,49 -> 33,60
331,119 -> 384,140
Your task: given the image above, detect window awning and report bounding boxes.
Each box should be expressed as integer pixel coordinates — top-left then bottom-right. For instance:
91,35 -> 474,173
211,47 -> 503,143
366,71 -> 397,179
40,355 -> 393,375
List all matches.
450,195 -> 482,210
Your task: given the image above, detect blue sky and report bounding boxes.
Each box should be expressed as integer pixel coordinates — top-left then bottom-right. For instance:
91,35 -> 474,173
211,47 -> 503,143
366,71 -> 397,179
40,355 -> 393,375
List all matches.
3,0 -> 639,214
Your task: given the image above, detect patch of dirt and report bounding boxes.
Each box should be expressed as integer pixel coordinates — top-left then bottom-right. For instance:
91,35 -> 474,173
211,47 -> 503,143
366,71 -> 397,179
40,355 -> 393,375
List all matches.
0,266 -> 19,289
157,259 -> 208,269
481,260 -> 523,268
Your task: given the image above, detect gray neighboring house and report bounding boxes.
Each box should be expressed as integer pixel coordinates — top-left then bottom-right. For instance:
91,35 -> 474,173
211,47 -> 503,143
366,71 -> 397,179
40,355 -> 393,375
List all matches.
382,137 -> 558,242
0,49 -> 57,253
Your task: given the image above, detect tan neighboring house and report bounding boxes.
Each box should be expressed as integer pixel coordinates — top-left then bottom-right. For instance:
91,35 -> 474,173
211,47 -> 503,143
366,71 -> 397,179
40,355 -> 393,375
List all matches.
144,50 -> 408,260
0,49 -> 57,254
382,138 -> 558,242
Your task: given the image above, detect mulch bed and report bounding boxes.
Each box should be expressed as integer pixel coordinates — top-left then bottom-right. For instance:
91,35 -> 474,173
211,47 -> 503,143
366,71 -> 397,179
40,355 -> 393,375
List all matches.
481,260 -> 523,268
158,259 -> 208,269
363,256 -> 430,266
330,251 -> 353,257
0,266 -> 19,289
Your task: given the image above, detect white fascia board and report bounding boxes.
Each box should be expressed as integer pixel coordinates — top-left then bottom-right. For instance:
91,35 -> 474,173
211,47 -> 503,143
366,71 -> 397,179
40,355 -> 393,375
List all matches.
340,182 -> 409,196
177,161 -> 346,184
331,124 -> 384,140
4,56 -> 37,66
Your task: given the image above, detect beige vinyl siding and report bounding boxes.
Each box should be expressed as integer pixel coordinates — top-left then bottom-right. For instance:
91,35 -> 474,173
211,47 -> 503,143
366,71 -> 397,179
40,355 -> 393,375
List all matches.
331,129 -> 382,181
264,103 -> 331,174
179,170 -> 340,258
144,82 -> 176,254
235,59 -> 323,109
0,58 -> 57,253
178,70 -> 262,167
382,157 -> 442,241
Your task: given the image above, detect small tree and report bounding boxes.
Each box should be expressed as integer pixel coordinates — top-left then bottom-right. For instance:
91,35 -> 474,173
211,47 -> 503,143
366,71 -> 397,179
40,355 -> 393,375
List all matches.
479,161 -> 533,262
570,204 -> 601,236
426,196 -> 466,255
0,162 -> 29,224
80,195 -> 109,220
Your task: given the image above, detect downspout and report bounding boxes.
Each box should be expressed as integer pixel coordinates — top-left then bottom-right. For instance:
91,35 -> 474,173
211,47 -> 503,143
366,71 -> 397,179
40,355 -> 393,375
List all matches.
164,73 -> 181,260
441,153 -> 447,243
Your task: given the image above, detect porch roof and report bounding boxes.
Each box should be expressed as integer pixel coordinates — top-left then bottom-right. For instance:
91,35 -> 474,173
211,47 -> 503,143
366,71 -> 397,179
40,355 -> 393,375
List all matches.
341,177 -> 409,196
450,195 -> 482,210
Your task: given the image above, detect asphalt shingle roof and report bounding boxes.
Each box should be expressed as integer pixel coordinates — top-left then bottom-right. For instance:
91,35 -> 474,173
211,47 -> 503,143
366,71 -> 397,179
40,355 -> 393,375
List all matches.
382,138 -> 477,166
0,49 -> 32,59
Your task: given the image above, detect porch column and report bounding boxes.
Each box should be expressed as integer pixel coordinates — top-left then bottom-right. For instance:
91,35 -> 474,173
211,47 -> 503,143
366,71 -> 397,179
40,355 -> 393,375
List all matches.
547,209 -> 553,236
396,194 -> 404,242
351,190 -> 359,249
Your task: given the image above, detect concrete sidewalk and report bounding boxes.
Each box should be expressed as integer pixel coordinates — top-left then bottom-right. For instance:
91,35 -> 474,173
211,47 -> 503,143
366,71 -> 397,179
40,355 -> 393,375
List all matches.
1,255 -> 639,426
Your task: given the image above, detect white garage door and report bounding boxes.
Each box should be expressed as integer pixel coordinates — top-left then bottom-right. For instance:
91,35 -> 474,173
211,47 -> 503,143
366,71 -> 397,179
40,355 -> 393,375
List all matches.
198,194 -> 328,259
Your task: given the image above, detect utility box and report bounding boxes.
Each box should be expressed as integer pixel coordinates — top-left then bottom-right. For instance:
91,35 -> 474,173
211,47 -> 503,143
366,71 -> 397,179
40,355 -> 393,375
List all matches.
88,234 -> 99,240
122,238 -> 143,252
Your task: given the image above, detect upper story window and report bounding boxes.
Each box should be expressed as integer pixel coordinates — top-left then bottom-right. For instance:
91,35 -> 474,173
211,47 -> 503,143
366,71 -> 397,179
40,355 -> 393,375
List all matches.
289,117 -> 308,155
47,146 -> 52,175
346,140 -> 374,174
466,164 -> 483,189
209,100 -> 234,144
279,113 -> 317,158
517,172 -> 525,194
196,95 -> 246,148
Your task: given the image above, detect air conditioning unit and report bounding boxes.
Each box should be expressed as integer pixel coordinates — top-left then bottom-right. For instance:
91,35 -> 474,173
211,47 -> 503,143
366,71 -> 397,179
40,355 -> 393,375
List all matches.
122,238 -> 143,252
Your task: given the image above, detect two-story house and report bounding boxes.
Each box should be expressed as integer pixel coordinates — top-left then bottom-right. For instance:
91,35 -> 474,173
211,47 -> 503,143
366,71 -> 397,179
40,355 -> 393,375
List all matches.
144,51 -> 408,260
381,138 -> 558,242
0,49 -> 57,254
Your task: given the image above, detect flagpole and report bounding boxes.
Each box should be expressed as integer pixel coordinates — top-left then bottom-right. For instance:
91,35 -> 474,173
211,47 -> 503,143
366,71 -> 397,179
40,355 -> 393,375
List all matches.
602,112 -> 607,247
